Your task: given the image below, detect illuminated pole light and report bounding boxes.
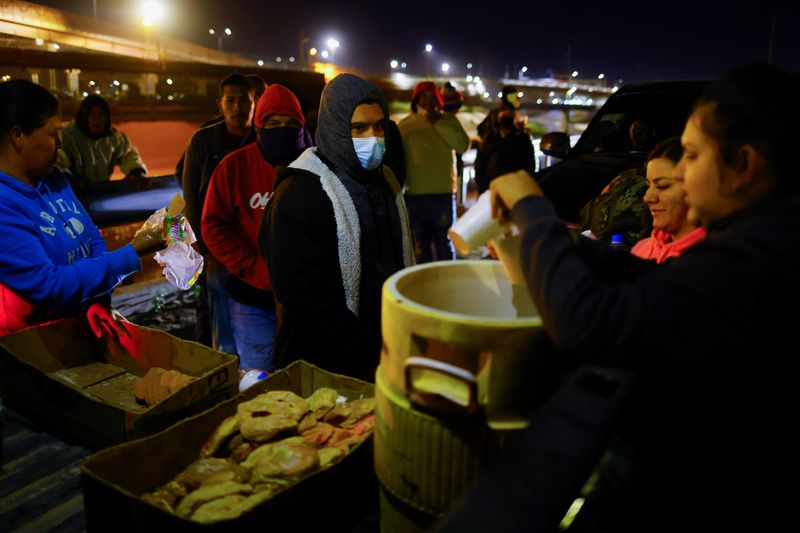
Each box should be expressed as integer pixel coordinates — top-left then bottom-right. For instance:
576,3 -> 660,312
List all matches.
321,50 -> 329,59
224,27 -> 232,36
517,91 -> 523,98
139,0 -> 165,27
598,73 -> 605,80
166,78 -> 173,85
326,38 -> 339,63
521,66 -> 528,73
441,62 -> 450,73
276,57 -> 282,62
401,62 -> 407,69
51,43 -> 60,50
257,59 -> 264,66
289,57 -> 295,62
309,47 -> 318,56
424,43 -> 432,53
35,38 -> 44,46
208,28 -> 215,35
571,70 -> 579,78
466,62 -> 473,69
390,59 -> 399,69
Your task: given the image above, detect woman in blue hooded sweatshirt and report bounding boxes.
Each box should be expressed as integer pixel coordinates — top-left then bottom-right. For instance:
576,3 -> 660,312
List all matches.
0,80 -> 164,336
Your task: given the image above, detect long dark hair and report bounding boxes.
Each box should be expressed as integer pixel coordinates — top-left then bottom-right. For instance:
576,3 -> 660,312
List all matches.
694,64 -> 800,194
646,135 -> 682,165
0,80 -> 59,138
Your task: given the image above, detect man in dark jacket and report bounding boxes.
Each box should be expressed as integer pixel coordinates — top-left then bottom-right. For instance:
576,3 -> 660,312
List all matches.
181,73 -> 254,351
259,73 -> 414,381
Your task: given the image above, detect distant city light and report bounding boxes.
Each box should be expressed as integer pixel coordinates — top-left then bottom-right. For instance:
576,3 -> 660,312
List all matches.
390,59 -> 399,69
466,75 -> 473,82
2,75 -> 11,82
321,50 -> 329,59
88,80 -> 95,86
571,70 -> 579,78
166,78 -> 173,85
82,91 -> 89,97
521,66 -> 528,73
482,92 -> 490,99
51,43 -> 60,50
208,28 -> 215,35
289,57 -> 295,62
424,43 -> 433,53
35,38 -> 44,46
309,47 -> 318,56
549,91 -> 555,97
224,28 -> 232,36
536,98 -> 543,104
276,57 -> 282,62
326,38 -> 340,50
401,62 -> 407,69
598,73 -> 605,80
466,62 -> 473,69
257,59 -> 264,66
497,91 -> 502,98
473,76 -> 480,82
552,98 -> 559,103
441,63 -> 450,73
113,80 -> 120,86
612,86 -> 619,92
518,91 -> 523,98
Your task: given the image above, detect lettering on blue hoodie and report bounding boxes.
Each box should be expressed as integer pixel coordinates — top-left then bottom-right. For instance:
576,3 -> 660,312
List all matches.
0,170 -> 141,320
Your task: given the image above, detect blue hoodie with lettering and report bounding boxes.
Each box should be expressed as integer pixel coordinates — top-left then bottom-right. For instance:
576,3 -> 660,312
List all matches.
0,170 -> 141,335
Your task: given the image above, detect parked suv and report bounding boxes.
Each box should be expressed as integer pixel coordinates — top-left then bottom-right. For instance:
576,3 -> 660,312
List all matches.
536,80 -> 710,223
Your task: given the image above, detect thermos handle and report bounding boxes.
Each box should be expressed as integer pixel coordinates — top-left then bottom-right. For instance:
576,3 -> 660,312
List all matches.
404,357 -> 479,417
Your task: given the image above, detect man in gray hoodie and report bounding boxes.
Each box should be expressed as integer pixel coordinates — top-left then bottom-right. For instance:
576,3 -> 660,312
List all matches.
259,74 -> 414,381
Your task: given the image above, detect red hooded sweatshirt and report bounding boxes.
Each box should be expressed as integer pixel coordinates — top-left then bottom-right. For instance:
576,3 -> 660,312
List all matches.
201,84 -> 305,298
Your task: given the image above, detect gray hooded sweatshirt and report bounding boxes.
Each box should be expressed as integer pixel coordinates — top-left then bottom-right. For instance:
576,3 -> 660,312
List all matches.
259,73 -> 413,381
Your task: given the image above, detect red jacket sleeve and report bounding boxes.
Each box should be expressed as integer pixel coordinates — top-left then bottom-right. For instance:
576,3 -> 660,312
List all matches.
201,155 -> 266,288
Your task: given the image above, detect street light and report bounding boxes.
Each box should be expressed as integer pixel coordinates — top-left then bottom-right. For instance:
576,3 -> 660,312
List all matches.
140,0 -> 164,27
209,27 -> 232,50
390,59 -> 399,69
321,50 -> 329,59
425,43 -> 433,53
441,62 -> 450,73
326,38 -> 340,63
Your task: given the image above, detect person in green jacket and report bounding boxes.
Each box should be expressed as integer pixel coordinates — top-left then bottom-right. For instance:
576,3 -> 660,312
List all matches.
57,95 -> 149,193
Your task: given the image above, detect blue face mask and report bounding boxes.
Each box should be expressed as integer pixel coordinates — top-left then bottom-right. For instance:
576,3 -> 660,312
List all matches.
352,136 -> 386,170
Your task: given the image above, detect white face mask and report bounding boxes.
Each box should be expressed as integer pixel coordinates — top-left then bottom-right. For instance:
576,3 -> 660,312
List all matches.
352,136 -> 386,170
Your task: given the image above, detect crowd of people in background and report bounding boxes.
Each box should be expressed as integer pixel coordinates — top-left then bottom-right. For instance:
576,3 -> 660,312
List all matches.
2,60 -> 800,528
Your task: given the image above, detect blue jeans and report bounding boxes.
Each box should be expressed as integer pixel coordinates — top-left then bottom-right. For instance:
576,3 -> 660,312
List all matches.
228,299 -> 276,372
207,266 -> 236,355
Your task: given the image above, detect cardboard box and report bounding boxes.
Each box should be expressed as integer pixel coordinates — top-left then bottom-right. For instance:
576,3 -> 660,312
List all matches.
80,360 -> 377,532
0,315 -> 238,449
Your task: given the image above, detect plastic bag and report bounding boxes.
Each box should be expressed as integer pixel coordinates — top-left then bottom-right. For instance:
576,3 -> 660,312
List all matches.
148,195 -> 204,290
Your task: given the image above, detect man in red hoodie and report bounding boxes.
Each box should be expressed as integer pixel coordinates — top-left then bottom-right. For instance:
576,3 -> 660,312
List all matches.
202,84 -> 310,374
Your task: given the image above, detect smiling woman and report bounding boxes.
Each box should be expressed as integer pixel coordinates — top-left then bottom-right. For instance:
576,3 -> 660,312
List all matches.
630,136 -> 706,262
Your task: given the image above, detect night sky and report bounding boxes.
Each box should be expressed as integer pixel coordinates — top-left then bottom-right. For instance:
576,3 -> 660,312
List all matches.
31,0 -> 800,83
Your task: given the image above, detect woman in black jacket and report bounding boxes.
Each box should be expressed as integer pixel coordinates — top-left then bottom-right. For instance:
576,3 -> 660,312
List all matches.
488,64 -> 800,531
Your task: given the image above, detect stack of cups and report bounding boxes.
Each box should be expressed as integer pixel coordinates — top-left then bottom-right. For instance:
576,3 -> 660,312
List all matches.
448,190 -> 525,284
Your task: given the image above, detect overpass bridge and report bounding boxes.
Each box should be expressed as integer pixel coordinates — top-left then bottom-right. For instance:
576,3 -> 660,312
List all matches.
0,0 -> 612,119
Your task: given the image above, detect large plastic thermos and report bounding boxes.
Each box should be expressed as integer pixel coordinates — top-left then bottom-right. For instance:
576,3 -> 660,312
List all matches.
374,260 -> 557,531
